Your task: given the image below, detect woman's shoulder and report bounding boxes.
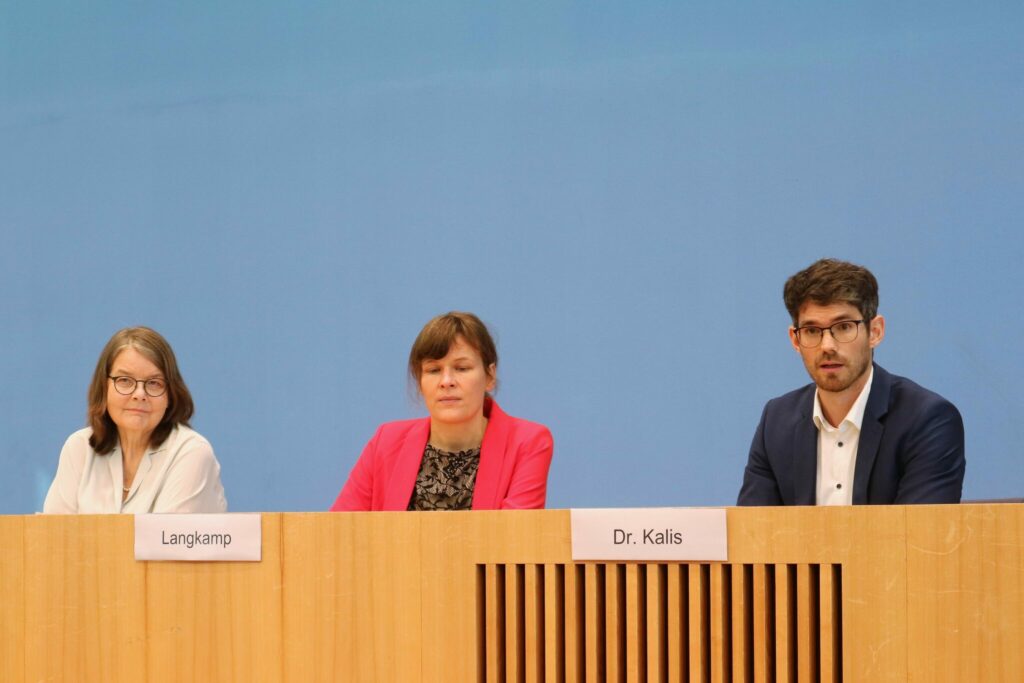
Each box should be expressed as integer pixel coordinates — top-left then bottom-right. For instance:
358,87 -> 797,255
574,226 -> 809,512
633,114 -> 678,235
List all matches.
64,426 -> 94,445
163,425 -> 215,457
491,402 -> 550,431
59,427 -> 96,459
371,416 -> 430,441
61,426 -> 100,454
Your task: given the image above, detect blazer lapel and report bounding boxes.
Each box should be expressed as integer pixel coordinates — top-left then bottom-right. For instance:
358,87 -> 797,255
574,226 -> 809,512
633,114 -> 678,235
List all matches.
853,364 -> 890,504
472,399 -> 510,510
383,419 -> 430,510
792,392 -> 819,505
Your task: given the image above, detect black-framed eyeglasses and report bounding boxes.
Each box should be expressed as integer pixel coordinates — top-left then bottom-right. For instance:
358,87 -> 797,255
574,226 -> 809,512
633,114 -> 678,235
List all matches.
794,320 -> 866,348
108,375 -> 167,397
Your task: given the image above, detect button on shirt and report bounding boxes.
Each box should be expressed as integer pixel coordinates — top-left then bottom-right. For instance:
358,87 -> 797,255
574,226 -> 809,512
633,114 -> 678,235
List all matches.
814,368 -> 874,506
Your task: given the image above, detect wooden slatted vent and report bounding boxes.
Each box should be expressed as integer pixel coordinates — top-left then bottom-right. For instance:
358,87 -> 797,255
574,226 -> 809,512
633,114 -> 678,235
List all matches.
477,563 -> 842,682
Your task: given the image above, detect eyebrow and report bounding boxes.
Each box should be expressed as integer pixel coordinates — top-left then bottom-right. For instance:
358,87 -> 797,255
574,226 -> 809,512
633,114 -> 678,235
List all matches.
423,356 -> 476,364
798,315 -> 860,327
112,368 -> 165,379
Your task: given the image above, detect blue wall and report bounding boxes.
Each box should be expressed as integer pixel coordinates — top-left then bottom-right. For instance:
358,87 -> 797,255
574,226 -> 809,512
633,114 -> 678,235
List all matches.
2,3 -> 1021,512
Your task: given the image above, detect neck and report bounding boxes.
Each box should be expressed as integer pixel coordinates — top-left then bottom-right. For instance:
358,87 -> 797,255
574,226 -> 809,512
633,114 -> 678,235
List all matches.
119,430 -> 152,464
818,369 -> 871,428
429,415 -> 488,453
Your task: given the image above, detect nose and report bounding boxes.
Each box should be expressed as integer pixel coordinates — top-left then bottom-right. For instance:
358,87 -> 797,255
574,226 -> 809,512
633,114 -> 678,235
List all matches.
820,329 -> 839,352
440,368 -> 456,386
131,381 -> 149,399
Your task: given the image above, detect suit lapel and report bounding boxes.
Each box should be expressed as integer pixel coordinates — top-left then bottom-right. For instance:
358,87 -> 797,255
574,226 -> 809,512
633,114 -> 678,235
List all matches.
792,391 -> 819,505
853,364 -> 890,504
383,419 -> 430,510
472,399 -> 510,510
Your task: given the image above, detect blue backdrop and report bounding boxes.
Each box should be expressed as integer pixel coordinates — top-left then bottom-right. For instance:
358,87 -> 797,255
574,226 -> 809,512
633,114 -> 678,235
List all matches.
2,2 -> 1021,512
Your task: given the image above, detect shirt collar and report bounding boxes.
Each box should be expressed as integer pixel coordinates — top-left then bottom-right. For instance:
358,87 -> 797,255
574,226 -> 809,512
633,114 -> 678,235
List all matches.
114,425 -> 175,457
813,366 -> 874,432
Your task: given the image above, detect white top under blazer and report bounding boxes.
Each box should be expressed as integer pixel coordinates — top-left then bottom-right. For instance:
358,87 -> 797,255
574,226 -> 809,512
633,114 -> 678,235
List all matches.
43,425 -> 227,513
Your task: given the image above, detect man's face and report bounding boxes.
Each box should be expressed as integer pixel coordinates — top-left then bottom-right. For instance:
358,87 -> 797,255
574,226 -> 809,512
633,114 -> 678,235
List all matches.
789,301 -> 885,395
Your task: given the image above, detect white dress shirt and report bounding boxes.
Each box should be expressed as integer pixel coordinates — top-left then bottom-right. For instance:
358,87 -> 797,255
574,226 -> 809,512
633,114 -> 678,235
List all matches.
814,368 -> 874,506
43,425 -> 228,513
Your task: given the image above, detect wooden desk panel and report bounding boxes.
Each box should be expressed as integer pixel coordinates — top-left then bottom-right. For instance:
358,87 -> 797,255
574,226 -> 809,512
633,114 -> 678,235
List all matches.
1,506 -> 1020,682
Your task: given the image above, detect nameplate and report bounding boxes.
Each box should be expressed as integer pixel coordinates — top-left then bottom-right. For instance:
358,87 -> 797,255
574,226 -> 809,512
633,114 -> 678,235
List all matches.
570,508 -> 727,561
134,513 -> 262,562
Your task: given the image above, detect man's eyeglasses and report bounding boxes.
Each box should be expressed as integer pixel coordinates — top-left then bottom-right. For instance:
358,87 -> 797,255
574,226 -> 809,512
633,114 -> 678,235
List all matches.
108,376 -> 167,397
793,320 -> 866,348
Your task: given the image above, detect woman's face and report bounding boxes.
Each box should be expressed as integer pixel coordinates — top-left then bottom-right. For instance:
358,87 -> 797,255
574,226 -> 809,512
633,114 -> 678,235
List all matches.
106,347 -> 168,441
419,336 -> 496,427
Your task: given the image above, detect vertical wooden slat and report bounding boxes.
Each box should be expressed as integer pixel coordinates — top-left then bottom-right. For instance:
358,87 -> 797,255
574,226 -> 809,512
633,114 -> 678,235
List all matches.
796,564 -> 820,683
507,564 -> 525,683
625,564 -> 647,682
667,564 -> 688,680
544,564 -> 565,683
647,564 -> 667,683
819,565 -> 840,683
710,564 -> 731,682
775,564 -> 795,683
752,564 -> 774,682
731,565 -> 752,683
485,564 -> 506,683
476,565 -> 486,683
524,565 -> 544,683
585,564 -> 605,683
688,564 -> 709,682
606,564 -> 626,682
565,565 -> 584,682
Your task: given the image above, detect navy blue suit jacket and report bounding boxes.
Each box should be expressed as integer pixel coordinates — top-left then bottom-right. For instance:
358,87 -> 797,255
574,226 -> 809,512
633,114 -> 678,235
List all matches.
738,364 -> 965,505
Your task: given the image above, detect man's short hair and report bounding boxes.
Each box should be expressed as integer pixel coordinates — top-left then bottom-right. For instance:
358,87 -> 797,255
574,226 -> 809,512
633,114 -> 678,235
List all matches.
783,258 -> 879,326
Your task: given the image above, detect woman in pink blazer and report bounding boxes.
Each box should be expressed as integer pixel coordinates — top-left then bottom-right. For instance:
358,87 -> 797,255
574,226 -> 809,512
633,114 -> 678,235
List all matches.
331,312 -> 554,511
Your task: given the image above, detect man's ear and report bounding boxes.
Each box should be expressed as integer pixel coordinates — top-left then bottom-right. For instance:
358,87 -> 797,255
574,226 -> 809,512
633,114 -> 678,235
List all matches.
868,315 -> 885,349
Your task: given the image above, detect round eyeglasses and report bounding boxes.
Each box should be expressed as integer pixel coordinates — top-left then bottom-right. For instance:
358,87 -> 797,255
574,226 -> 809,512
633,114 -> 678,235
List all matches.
794,320 -> 865,348
109,375 -> 167,397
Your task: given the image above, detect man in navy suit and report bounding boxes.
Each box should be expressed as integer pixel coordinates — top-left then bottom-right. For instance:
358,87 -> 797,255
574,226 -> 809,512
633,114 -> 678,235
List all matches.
738,258 -> 965,506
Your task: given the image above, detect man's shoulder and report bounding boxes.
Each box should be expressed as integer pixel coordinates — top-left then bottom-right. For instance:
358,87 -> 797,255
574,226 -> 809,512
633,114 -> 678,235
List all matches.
876,365 -> 960,416
762,381 -> 817,415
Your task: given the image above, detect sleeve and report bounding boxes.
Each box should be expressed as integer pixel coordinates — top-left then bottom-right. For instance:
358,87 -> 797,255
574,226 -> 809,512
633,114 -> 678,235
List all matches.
893,399 -> 966,504
737,403 -> 784,506
330,425 -> 384,511
42,432 -> 87,514
499,426 -> 554,510
151,436 -> 228,513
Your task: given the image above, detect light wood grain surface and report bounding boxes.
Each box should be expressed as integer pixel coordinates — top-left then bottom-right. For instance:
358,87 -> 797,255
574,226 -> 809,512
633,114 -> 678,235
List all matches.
2,505 -> 1021,681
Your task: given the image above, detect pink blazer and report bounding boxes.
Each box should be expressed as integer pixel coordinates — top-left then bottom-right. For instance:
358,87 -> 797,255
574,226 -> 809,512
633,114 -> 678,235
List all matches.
330,399 -> 553,511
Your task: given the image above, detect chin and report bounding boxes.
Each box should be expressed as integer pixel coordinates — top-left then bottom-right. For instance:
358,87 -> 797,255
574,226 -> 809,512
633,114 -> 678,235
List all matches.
814,375 -> 849,392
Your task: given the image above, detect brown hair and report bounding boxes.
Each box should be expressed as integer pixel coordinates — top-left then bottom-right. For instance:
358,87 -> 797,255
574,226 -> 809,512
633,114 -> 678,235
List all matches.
783,258 -> 879,326
408,312 -> 498,387
87,327 -> 194,455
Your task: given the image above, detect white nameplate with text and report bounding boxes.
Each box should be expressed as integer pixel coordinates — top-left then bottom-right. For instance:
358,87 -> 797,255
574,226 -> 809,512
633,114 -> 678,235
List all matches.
134,513 -> 262,562
571,508 -> 727,561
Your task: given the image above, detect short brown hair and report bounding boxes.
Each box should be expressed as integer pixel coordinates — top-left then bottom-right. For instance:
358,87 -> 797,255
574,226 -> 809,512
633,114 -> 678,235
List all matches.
408,312 -> 498,387
87,327 -> 194,455
783,258 -> 879,326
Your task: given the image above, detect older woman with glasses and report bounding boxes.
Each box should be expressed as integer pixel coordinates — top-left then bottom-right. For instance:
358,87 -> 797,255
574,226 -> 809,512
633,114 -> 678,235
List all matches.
43,326 -> 227,513
331,311 -> 554,511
